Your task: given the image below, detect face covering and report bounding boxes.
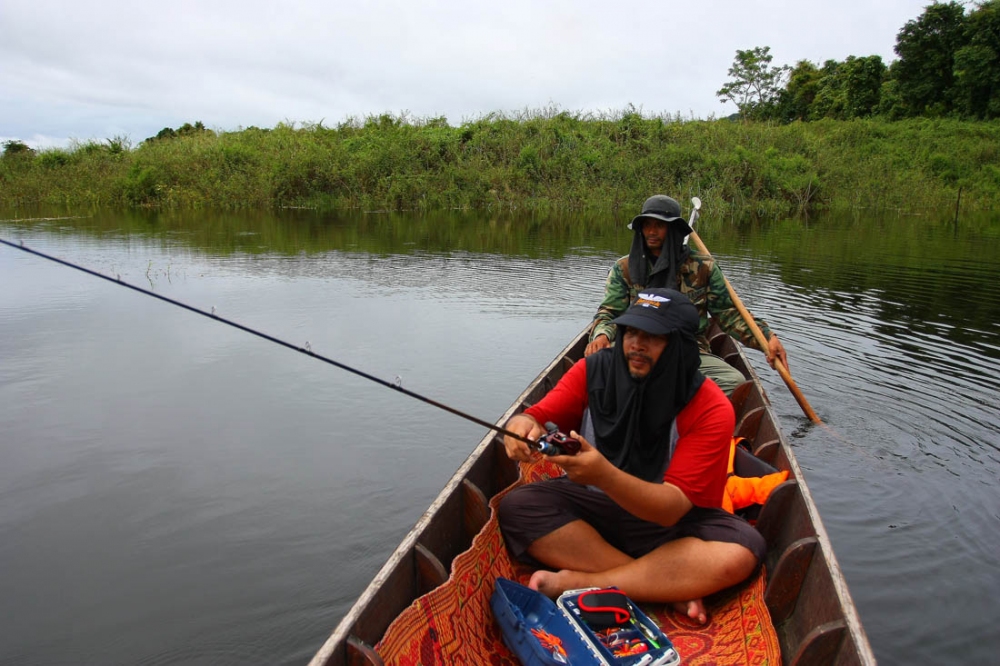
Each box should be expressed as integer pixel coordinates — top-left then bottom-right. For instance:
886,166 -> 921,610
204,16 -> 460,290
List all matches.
584,327 -> 704,482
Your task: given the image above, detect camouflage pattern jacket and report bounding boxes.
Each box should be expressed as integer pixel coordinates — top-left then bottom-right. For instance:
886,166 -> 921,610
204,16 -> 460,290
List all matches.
590,251 -> 773,354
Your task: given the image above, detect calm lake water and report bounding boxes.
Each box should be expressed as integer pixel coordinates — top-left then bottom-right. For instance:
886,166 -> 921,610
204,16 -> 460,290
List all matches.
1,208 -> 998,665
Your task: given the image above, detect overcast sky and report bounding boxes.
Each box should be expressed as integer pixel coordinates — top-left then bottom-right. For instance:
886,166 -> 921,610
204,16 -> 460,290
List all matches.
2,1 -> 933,150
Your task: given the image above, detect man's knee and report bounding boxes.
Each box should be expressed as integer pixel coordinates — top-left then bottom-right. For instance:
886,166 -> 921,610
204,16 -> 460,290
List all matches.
497,486 -> 530,531
702,540 -> 761,588
498,483 -> 557,532
698,353 -> 746,395
499,484 -> 571,563
727,543 -> 762,581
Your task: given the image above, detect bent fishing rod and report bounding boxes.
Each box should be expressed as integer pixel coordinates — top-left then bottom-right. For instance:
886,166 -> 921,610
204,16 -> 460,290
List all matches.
1,237 -> 575,452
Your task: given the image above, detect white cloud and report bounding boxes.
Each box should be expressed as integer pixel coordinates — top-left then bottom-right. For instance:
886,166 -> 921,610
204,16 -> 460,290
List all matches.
0,0 -> 931,149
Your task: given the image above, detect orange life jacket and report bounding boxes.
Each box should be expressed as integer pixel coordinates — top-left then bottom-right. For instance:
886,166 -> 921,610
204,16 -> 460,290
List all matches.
721,437 -> 789,515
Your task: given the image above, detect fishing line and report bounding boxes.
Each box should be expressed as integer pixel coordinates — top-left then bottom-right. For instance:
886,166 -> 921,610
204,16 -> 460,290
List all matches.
1,237 -> 539,446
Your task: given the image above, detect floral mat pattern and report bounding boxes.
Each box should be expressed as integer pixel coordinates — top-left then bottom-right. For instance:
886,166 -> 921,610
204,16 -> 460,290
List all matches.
375,458 -> 781,665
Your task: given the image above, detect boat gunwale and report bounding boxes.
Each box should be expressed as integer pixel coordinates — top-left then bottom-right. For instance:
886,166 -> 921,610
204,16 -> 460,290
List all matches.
709,328 -> 875,665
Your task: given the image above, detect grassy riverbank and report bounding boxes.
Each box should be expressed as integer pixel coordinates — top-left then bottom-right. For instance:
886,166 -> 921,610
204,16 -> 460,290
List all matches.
3,111 -> 999,218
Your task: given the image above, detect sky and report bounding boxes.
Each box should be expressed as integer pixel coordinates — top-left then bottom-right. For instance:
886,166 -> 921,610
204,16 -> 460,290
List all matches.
1,0 -> 934,150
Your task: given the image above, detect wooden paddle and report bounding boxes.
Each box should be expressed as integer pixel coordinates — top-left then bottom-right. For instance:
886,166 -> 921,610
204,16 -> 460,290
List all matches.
686,198 -> 822,424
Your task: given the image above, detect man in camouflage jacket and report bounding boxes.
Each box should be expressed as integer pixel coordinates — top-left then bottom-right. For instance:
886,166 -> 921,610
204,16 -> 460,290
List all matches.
585,195 -> 788,394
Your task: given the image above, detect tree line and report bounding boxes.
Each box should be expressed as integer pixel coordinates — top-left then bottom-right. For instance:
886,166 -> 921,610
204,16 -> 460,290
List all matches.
717,1 -> 1000,122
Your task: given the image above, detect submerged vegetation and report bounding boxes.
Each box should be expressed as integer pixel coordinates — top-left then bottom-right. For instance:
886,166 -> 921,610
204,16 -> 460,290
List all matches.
2,110 -> 999,219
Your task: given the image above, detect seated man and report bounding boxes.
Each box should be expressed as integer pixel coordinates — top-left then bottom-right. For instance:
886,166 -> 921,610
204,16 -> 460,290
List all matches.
584,194 -> 787,395
498,288 -> 766,624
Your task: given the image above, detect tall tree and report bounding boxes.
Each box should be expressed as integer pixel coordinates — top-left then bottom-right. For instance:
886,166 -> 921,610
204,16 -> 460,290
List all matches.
953,0 -> 1000,119
892,1 -> 968,116
777,60 -> 824,122
717,46 -> 790,120
841,55 -> 888,118
877,65 -> 907,119
809,60 -> 848,120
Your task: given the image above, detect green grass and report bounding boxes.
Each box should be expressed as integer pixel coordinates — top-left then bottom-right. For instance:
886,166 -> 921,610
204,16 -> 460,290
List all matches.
3,111 -> 999,218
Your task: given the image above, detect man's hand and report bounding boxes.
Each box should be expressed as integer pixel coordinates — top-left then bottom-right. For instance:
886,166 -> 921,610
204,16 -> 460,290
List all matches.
547,431 -> 613,485
502,413 -> 545,462
584,334 -> 611,357
767,333 -> 788,370
553,431 -> 693,526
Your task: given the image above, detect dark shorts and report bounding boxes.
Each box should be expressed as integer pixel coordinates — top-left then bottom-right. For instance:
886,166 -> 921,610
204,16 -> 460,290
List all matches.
498,476 -> 767,564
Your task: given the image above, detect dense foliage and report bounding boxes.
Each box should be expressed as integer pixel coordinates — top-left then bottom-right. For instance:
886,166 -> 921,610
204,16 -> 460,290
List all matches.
4,3 -> 999,218
2,112 -> 998,218
718,1 -> 1000,122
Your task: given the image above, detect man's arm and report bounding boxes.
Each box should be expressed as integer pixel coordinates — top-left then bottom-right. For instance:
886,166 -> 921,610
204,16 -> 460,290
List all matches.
501,359 -> 588,462
663,381 -> 735,508
500,413 -> 546,463
586,258 -> 631,356
539,379 -> 735,527
703,261 -> 788,361
552,380 -> 735,524
552,435 -> 693,526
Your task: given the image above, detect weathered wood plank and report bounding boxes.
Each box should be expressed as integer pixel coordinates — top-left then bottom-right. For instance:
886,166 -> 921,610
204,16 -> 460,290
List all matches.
414,544 -> 448,595
346,635 -> 384,666
765,536 -> 818,624
461,479 -> 490,540
787,620 -> 847,666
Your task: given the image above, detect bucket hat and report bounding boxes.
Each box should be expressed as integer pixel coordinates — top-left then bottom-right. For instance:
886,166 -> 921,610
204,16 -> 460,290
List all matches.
628,195 -> 693,235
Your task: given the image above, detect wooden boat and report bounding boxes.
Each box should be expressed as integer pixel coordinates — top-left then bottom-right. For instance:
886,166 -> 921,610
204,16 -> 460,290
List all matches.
308,322 -> 876,666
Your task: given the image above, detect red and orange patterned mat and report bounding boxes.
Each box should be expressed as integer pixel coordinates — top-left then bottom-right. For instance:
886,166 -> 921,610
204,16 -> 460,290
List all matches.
376,458 -> 781,665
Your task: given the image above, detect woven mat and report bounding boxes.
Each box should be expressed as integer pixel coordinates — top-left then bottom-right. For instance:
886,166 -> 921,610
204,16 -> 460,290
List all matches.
375,458 -> 781,665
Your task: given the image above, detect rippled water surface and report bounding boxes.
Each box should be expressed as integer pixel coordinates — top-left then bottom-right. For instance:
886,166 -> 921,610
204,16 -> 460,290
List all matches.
1,209 -> 998,665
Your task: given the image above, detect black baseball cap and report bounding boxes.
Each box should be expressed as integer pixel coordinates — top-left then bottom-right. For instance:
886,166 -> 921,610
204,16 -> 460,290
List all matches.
610,288 -> 699,337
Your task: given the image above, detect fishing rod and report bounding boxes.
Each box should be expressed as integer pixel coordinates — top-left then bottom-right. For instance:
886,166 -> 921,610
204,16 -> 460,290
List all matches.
1,237 -> 579,454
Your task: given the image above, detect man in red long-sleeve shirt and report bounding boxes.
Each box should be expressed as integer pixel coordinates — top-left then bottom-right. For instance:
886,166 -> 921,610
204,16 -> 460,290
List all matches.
498,288 -> 765,624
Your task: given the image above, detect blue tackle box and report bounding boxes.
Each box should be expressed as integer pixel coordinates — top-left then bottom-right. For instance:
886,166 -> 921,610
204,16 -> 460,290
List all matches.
491,577 -> 681,666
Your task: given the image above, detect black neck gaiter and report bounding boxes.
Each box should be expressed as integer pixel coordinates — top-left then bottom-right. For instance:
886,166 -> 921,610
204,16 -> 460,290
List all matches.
584,328 -> 705,482
627,224 -> 691,290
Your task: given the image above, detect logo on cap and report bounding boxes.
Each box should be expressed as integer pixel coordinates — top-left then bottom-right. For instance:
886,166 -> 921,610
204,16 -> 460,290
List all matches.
634,292 -> 671,308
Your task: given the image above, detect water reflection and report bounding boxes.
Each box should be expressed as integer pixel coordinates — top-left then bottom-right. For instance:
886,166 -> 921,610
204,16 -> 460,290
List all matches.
1,208 -> 999,665
1,207 -> 634,258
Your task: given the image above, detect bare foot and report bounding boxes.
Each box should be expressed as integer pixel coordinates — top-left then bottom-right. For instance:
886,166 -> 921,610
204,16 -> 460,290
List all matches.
671,599 -> 708,625
528,569 -> 584,598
